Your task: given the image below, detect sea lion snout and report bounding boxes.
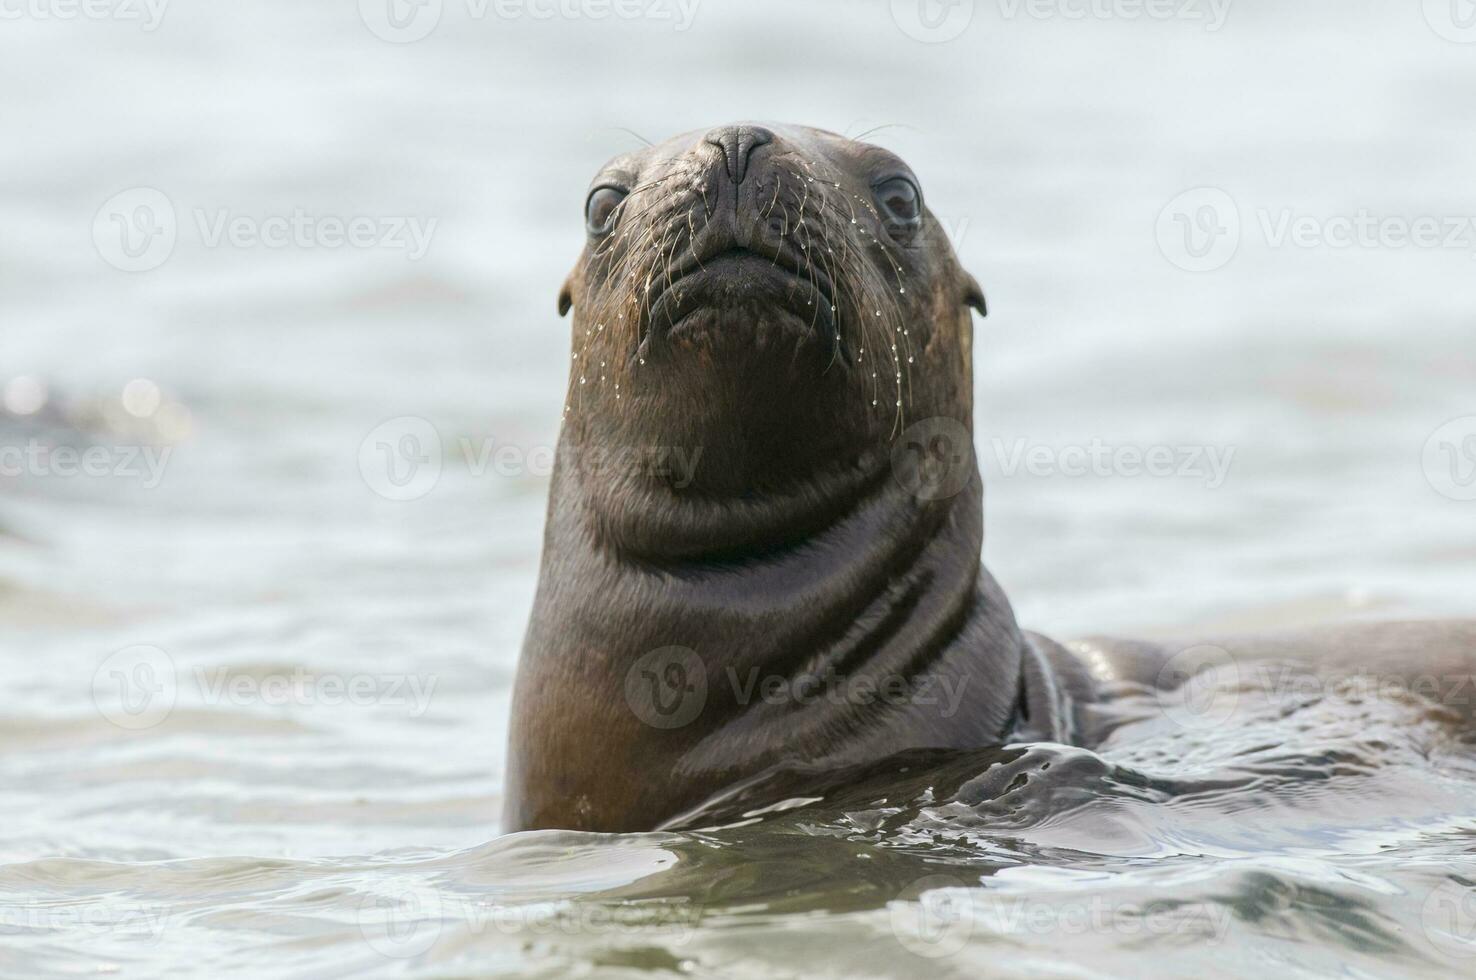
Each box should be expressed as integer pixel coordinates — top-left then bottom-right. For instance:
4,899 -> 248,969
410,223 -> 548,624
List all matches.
702,124 -> 774,185
646,130 -> 839,347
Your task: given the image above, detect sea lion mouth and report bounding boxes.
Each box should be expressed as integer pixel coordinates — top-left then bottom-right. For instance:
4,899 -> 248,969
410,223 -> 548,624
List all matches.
647,244 -> 838,342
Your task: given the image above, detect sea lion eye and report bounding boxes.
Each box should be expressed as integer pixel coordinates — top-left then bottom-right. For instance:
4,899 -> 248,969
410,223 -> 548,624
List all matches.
585,186 -> 627,236
874,176 -> 922,234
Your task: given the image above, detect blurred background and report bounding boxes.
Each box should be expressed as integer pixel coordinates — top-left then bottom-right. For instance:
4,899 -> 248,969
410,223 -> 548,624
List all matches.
2,0 -> 1475,975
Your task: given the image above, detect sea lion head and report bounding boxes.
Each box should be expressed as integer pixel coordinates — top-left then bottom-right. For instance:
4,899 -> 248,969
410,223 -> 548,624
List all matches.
553,123 -> 988,555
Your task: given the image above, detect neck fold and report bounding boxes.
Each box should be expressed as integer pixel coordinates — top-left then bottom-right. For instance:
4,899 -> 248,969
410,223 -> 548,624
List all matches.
505,437 -> 1028,832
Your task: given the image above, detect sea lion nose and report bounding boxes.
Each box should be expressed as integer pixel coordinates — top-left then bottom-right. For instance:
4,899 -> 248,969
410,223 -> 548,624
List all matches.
704,125 -> 774,185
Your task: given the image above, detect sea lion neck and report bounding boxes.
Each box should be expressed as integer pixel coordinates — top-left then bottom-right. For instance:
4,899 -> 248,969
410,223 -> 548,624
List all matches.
502,435 -> 1031,833
559,417 -> 894,563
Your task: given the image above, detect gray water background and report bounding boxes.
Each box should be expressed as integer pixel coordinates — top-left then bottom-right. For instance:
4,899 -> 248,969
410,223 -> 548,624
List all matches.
3,0 -> 1476,975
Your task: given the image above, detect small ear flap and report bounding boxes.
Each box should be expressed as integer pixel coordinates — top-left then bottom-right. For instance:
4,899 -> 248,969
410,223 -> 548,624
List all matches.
963,273 -> 987,318
557,278 -> 574,318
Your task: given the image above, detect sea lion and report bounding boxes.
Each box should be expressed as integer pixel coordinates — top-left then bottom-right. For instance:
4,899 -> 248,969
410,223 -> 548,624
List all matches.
502,122 -> 1476,834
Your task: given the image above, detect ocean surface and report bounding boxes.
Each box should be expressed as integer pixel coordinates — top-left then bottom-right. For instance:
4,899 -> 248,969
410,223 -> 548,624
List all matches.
3,0 -> 1476,975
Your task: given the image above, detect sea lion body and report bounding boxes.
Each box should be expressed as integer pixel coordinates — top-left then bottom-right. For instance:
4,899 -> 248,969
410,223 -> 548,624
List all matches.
1064,621 -> 1476,732
502,122 -> 1475,834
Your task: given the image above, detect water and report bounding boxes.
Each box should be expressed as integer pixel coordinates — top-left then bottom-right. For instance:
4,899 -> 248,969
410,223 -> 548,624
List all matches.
3,0 -> 1476,975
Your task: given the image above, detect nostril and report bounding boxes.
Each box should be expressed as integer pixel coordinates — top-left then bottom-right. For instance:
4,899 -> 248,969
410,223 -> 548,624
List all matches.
704,125 -> 774,185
